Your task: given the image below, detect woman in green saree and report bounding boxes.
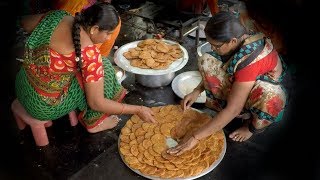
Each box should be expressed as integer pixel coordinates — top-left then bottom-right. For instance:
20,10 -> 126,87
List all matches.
13,2 -> 155,134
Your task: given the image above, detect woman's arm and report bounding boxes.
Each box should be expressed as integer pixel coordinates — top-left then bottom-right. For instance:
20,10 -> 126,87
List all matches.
76,31 -> 155,122
168,81 -> 255,155
84,80 -> 140,115
194,79 -> 205,93
84,75 -> 155,123
193,81 -> 255,139
181,80 -> 205,110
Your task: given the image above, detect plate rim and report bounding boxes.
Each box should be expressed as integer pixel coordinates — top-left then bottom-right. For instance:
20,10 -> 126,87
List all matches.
118,108 -> 227,180
114,39 -> 189,75
171,71 -> 206,103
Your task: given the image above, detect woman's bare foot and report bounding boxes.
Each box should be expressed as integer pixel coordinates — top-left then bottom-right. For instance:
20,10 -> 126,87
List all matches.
229,124 -> 253,142
87,115 -> 120,133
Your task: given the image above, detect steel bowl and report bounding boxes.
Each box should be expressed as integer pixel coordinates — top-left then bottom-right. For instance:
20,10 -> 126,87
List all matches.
197,41 -> 211,57
135,72 -> 175,88
113,65 -> 126,83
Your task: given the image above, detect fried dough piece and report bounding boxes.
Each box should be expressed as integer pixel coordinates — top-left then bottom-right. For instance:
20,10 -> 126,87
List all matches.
156,43 -> 169,53
130,144 -> 139,157
124,156 -> 140,165
123,39 -> 184,70
119,105 -> 225,179
123,52 -> 133,60
152,143 -> 166,154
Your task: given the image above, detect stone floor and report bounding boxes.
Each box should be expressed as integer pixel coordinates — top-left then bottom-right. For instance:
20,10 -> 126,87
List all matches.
2,1 -> 318,180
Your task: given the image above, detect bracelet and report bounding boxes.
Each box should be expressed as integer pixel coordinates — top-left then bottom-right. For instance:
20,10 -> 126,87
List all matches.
192,134 -> 200,141
194,87 -> 201,92
119,103 -> 125,115
194,87 -> 203,94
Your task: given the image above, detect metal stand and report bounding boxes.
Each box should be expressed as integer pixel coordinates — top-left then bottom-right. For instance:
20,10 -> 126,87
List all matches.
120,1 -> 201,46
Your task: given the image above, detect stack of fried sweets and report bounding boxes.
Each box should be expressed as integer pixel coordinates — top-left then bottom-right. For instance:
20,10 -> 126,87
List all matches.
119,105 -> 225,179
122,39 -> 183,70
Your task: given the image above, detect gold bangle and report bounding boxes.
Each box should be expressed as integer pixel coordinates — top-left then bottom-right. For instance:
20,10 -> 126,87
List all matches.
119,103 -> 125,115
194,87 -> 203,93
194,87 -> 200,91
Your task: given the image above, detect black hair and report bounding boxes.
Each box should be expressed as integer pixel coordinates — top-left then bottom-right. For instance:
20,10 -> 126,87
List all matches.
72,2 -> 119,63
204,11 -> 247,42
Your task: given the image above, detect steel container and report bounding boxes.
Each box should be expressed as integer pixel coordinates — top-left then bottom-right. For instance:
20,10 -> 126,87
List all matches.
135,72 -> 175,88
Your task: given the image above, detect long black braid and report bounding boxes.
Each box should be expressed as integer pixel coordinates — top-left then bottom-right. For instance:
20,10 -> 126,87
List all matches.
72,12 -> 82,67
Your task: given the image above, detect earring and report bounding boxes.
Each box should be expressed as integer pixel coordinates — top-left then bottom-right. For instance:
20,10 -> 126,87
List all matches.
90,32 -> 93,35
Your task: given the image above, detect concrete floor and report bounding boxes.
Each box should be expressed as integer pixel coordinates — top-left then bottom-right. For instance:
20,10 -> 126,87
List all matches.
2,1 -> 317,180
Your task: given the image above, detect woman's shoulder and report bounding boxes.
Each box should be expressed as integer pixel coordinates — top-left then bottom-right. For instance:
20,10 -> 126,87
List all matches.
59,15 -> 74,29
49,15 -> 75,54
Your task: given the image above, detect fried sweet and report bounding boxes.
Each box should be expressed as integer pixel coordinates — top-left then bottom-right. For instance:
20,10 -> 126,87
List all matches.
121,127 -> 131,135
153,160 -> 165,169
122,39 -> 184,70
125,120 -> 133,129
150,133 -> 165,144
130,162 -> 146,170
136,135 -> 145,144
130,144 -> 139,157
154,168 -> 166,177
131,122 -> 142,132
152,143 -> 166,155
138,143 -> 146,154
148,146 -> 160,157
144,131 -> 154,139
119,105 -> 225,179
123,52 -> 133,60
120,147 -> 132,156
142,139 -> 153,149
120,135 -> 130,143
124,156 -> 139,165
134,127 -> 146,136
156,43 -> 169,53
160,123 -> 173,137
140,165 -> 157,175
129,133 -> 136,141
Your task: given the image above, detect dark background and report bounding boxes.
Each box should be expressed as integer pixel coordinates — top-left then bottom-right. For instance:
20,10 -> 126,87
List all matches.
0,0 -> 22,179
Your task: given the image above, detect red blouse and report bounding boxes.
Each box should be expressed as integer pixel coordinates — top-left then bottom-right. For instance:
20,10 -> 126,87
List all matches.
49,44 -> 104,83
29,45 -> 104,98
234,50 -> 278,82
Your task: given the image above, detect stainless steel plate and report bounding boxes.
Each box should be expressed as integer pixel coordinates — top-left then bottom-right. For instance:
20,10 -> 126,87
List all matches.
114,39 -> 189,76
118,108 -> 227,180
171,71 -> 206,103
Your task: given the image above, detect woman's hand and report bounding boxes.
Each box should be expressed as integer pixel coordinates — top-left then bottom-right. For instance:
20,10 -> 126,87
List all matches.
181,89 -> 201,111
136,106 -> 156,123
166,135 -> 199,156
